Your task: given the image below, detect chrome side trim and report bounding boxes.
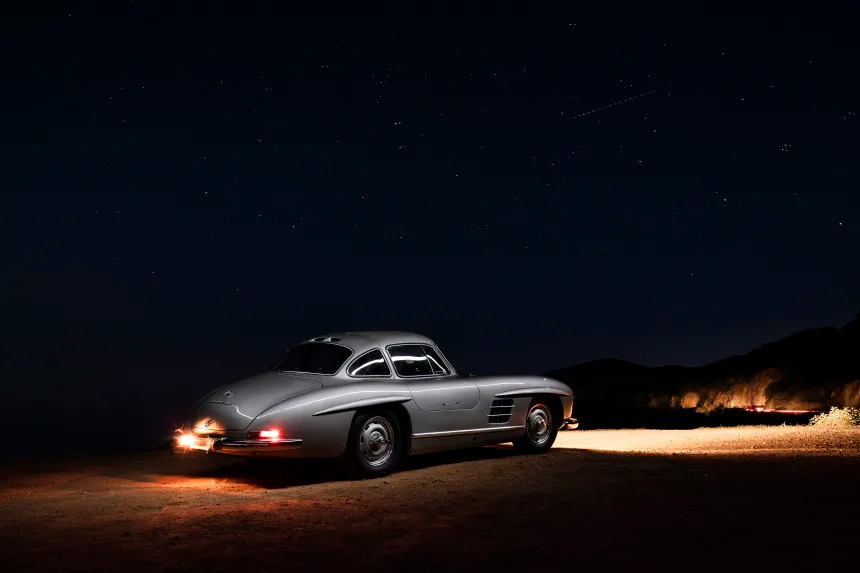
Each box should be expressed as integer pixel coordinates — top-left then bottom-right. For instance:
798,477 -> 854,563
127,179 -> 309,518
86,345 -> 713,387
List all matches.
494,387 -> 571,398
412,425 -> 525,439
312,395 -> 412,416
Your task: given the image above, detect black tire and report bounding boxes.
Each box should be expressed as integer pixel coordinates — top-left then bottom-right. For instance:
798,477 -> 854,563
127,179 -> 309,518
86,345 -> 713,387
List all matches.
513,398 -> 559,454
341,409 -> 403,479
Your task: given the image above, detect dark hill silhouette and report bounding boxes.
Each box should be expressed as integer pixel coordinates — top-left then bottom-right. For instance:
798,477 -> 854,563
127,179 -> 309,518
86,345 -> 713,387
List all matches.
546,312 -> 860,428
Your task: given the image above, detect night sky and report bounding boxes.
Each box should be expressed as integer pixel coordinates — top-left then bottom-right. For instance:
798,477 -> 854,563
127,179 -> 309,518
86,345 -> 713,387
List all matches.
3,2 -> 859,390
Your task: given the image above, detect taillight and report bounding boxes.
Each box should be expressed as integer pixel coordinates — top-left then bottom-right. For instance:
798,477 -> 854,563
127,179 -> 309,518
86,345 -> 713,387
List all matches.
259,429 -> 280,439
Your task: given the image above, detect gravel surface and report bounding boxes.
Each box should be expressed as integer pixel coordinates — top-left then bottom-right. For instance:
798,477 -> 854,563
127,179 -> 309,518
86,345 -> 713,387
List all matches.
555,425 -> 860,455
1,426 -> 858,572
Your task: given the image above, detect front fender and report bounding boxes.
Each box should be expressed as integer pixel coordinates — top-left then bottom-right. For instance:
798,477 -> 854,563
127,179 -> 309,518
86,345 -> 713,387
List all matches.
489,375 -> 574,421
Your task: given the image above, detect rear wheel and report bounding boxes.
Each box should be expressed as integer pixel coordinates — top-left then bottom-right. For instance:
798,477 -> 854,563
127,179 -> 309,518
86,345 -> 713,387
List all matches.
342,410 -> 402,479
513,398 -> 558,453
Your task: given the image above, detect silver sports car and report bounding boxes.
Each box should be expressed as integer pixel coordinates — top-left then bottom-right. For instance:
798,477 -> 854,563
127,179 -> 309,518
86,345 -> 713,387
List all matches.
175,331 -> 576,478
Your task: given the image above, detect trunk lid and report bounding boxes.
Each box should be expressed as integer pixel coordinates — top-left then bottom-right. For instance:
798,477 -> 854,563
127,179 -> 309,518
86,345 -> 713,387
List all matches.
194,372 -> 322,431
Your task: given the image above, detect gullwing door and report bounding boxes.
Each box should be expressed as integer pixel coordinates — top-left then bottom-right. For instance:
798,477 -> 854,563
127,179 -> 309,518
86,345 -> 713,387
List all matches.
386,344 -> 479,411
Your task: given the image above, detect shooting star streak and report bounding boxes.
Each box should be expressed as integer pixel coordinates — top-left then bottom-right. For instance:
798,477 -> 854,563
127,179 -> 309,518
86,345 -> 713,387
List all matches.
568,90 -> 657,119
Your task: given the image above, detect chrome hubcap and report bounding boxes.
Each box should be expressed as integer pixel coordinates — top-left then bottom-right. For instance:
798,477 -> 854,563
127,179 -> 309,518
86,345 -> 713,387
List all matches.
526,405 -> 551,445
359,416 -> 394,467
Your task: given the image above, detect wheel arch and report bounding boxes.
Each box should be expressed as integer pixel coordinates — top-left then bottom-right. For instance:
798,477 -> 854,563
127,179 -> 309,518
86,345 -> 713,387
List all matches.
533,393 -> 564,430
349,402 -> 413,457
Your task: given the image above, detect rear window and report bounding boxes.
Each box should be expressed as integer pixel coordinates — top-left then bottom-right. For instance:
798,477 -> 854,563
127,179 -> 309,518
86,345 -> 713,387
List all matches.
270,343 -> 352,375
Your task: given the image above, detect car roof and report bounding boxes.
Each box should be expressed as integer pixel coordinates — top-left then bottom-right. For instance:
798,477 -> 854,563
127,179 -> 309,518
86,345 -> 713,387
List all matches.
304,331 -> 435,352
294,331 -> 456,378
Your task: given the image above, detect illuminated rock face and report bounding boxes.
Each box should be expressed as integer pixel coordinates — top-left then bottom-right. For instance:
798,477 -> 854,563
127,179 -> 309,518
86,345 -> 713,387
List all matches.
685,369 -> 782,412
832,380 -> 860,408
664,368 -> 860,413
680,392 -> 700,409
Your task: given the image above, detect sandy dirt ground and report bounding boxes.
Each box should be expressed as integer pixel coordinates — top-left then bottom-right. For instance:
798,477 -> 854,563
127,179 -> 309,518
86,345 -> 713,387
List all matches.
1,427 -> 859,572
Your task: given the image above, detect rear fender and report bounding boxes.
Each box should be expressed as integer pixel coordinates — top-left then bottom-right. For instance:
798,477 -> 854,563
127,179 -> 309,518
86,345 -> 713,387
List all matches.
247,383 -> 413,458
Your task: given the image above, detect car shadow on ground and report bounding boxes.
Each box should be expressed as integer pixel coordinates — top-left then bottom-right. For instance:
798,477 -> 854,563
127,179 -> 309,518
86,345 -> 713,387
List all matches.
0,443 -> 537,491
4,443 -> 860,573
125,443 -> 529,489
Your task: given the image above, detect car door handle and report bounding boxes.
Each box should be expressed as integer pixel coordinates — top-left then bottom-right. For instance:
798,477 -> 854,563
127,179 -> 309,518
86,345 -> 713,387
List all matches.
442,401 -> 459,406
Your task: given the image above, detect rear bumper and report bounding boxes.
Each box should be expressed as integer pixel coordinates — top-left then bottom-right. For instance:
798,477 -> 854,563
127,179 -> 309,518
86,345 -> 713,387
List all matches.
173,432 -> 303,456
213,438 -> 303,454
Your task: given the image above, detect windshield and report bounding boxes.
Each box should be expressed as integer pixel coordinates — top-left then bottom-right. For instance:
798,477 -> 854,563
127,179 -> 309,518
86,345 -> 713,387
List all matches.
269,343 -> 353,375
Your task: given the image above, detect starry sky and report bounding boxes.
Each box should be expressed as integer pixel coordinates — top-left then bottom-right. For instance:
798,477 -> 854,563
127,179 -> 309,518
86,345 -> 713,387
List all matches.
2,2 -> 859,384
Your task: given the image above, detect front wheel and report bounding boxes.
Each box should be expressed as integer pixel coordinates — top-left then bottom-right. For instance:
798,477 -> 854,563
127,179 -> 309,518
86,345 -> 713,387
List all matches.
513,399 -> 558,454
341,410 -> 403,479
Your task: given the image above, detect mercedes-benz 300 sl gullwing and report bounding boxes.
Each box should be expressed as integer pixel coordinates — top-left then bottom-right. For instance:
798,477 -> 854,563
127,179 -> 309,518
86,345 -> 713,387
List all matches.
175,331 -> 576,478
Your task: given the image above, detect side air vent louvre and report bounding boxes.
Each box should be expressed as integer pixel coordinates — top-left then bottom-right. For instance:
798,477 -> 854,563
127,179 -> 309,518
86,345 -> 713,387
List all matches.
488,399 -> 514,424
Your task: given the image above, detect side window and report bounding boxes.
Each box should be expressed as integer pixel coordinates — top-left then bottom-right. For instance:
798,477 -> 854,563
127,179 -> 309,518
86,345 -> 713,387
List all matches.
347,349 -> 391,377
422,345 -> 450,375
388,344 -> 434,377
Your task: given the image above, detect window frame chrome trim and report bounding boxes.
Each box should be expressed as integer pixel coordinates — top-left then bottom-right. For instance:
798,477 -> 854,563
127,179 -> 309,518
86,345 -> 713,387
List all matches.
345,347 -> 393,379
421,345 -> 452,376
385,343 -> 455,379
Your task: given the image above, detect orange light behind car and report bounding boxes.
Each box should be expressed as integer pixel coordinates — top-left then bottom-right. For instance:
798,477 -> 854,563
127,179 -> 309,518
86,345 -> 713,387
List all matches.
178,434 -> 195,447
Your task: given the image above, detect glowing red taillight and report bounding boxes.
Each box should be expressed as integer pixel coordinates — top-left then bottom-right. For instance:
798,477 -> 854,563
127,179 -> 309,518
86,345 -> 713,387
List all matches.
259,429 -> 280,439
